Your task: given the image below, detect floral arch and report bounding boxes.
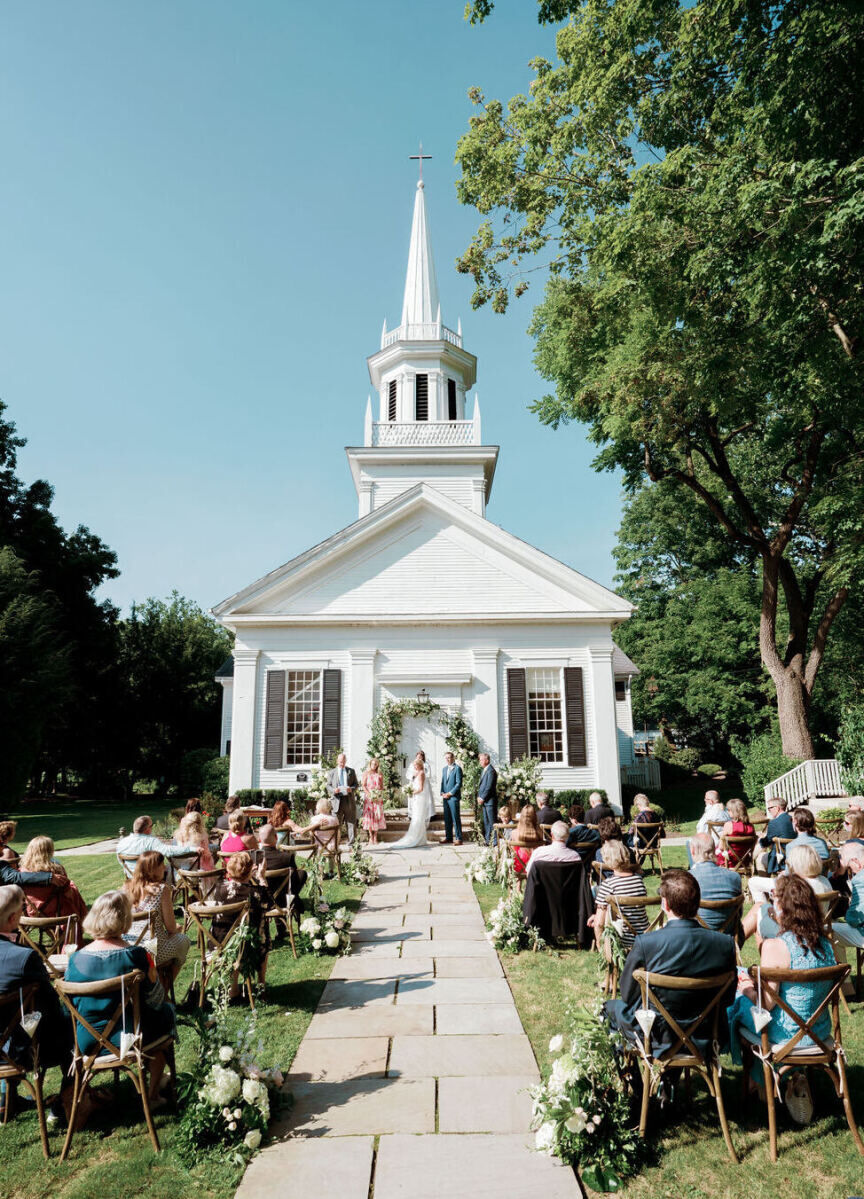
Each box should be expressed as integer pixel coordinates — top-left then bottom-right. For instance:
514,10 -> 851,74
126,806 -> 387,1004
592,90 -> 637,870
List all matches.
365,698 -> 481,806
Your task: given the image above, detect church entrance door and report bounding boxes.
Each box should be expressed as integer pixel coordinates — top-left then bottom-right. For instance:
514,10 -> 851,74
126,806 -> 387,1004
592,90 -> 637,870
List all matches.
399,714 -> 447,815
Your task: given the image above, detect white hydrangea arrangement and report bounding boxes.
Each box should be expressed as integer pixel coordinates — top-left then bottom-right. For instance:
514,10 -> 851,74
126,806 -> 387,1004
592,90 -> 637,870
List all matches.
306,762 -> 332,809
340,838 -> 380,886
464,846 -> 500,885
176,1005 -> 285,1164
530,1008 -> 641,1192
485,890 -> 544,953
298,900 -> 352,955
496,754 -> 543,807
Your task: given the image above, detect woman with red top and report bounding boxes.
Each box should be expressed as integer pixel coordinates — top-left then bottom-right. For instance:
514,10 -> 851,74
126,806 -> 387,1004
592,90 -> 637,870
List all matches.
511,804 -> 543,877
361,758 -> 387,845
716,798 -> 756,867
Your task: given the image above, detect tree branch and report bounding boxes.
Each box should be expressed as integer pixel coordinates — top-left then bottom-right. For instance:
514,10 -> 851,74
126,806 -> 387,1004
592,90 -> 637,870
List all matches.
804,585 -> 850,695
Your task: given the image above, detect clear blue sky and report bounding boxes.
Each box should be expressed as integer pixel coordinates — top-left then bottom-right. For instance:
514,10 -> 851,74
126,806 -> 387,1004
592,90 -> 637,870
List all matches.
0,1 -> 623,615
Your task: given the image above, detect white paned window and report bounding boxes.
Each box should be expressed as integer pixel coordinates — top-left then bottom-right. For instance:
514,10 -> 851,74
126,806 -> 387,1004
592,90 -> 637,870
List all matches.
527,667 -> 563,762
285,670 -> 322,765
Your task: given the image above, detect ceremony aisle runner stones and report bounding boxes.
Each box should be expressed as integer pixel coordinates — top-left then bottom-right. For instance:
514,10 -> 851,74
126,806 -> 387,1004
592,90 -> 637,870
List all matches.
236,845 -> 581,1199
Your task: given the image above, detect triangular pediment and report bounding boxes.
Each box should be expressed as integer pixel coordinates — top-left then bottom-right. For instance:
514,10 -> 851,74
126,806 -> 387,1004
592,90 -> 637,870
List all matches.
213,485 -> 631,623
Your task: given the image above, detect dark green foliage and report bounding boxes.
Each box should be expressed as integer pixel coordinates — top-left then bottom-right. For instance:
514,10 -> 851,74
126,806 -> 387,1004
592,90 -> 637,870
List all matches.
673,747 -> 701,772
554,788 -> 608,809
181,748 -> 220,797
837,702 -> 864,796
202,756 -> 231,801
732,727 -> 798,806
235,788 -> 264,803
698,763 -> 723,777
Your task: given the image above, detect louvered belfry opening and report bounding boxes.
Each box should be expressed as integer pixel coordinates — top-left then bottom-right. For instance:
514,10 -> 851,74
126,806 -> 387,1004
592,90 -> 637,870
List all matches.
447,377 -> 457,420
388,379 -> 397,421
415,373 -> 428,420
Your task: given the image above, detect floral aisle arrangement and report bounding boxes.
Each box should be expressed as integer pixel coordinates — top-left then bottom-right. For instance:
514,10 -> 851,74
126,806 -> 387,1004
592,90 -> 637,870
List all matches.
176,1000 -> 285,1165
464,845 -> 502,885
298,900 -> 352,955
531,1008 -> 641,1193
341,838 -> 380,886
306,762 -> 333,809
497,755 -> 543,808
485,890 -> 544,952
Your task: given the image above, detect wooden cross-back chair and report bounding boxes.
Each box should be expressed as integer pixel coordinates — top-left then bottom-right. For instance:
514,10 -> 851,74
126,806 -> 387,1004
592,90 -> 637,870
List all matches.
632,822 -> 664,875
175,865 -> 224,929
770,837 -> 795,873
18,914 -> 79,978
0,983 -> 50,1157
815,890 -> 855,1013
603,895 -> 665,996
719,833 -> 758,877
695,894 -> 745,962
816,816 -> 847,848
54,969 -> 176,1160
117,853 -> 141,880
540,825 -> 553,844
263,865 -> 299,959
186,899 -> 254,1008
629,968 -> 739,1162
739,962 -> 864,1162
312,825 -> 341,880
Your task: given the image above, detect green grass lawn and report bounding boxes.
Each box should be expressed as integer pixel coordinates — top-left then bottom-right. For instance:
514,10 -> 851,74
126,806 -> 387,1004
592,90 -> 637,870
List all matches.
4,852 -> 364,1199
6,798 -> 181,851
475,849 -> 864,1198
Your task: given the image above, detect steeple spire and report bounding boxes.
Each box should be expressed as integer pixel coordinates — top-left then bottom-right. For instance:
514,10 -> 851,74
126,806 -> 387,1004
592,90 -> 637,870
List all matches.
401,177 -> 440,328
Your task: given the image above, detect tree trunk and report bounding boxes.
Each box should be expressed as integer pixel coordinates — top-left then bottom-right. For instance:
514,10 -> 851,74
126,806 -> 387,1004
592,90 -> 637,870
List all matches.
773,669 -> 815,760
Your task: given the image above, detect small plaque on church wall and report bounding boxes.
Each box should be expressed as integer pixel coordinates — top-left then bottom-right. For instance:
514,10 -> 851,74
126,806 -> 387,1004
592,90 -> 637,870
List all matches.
295,772 -> 309,782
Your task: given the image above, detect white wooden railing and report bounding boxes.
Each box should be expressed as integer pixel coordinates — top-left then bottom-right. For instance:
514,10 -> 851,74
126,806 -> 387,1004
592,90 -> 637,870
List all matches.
622,759 -> 662,791
371,419 -> 477,447
381,322 -> 462,348
763,759 -> 846,809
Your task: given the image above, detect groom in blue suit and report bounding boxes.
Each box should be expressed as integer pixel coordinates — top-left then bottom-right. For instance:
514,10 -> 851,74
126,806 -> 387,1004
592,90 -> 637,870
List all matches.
441,752 -> 463,845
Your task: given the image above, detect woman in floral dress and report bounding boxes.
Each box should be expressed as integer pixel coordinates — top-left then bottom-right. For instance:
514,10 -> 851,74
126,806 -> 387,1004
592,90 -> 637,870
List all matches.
361,758 -> 386,845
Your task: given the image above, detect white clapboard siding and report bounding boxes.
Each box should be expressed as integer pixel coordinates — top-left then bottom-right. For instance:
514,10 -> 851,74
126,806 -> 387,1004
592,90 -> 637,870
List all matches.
371,476 -> 475,510
273,518 -> 582,616
253,654 -> 350,790
219,681 -> 233,757
616,692 -> 635,766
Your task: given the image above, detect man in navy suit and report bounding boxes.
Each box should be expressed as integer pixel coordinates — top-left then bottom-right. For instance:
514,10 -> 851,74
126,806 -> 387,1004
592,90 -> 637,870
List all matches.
754,795 -> 795,876
476,753 -> 498,845
440,752 -> 463,845
604,869 -> 737,1054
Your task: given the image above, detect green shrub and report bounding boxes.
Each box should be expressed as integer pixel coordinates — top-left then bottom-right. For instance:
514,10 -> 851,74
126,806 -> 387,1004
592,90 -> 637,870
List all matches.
235,788 -> 264,803
731,727 -> 798,806
180,748 -> 219,796
837,702 -> 864,796
555,788 -> 609,811
697,763 -> 723,777
674,747 -> 702,771
261,788 -> 292,804
201,756 -> 230,801
652,735 -> 675,762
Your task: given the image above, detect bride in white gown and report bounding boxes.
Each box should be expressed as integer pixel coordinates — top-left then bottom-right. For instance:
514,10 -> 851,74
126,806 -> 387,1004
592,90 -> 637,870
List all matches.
384,753 -> 434,850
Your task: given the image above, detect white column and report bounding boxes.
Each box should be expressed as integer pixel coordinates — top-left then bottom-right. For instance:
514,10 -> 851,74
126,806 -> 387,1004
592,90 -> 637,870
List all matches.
472,648 -> 500,759
471,478 -> 486,517
348,649 -> 377,771
588,645 -> 623,812
358,479 -> 374,518
229,649 -> 260,794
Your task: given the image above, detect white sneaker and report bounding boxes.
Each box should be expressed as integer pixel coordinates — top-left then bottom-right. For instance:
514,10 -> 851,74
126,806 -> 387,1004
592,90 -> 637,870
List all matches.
785,1071 -> 814,1125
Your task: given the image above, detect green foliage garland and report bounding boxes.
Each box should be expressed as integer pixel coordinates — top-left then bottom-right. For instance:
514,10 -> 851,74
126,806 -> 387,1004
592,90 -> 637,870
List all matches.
366,700 -> 481,806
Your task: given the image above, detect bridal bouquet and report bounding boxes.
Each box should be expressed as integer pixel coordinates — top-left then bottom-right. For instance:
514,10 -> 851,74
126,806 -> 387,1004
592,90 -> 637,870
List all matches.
176,1000 -> 285,1164
530,1007 -> 641,1192
299,900 -> 352,955
485,891 -> 544,953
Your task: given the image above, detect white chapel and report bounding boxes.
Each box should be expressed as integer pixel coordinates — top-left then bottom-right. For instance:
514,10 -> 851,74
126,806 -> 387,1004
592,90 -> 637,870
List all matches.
212,176 -> 639,808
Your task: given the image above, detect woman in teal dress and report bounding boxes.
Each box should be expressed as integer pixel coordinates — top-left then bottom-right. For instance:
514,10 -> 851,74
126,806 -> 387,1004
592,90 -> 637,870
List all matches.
728,872 -> 835,1125
65,890 -> 175,1107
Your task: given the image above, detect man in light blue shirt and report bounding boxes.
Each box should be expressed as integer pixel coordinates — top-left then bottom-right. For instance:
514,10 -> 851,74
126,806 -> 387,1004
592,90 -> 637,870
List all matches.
116,815 -> 199,878
688,833 -> 742,931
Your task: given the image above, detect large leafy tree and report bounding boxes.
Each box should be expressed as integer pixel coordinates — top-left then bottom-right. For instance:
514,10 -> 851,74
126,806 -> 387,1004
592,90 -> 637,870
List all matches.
456,0 -> 864,757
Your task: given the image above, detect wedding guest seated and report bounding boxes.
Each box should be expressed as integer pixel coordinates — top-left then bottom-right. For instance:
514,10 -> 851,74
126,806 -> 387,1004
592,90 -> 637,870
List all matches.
0,884 -> 76,1120
566,802 -> 600,862
688,833 -> 742,930
716,798 -> 756,867
841,811 -> 864,849
65,890 -> 175,1107
0,821 -> 17,856
688,789 -> 730,865
588,839 -> 648,949
728,873 -> 836,1123
174,812 -> 214,872
1,845 -> 20,868
117,816 -> 199,868
742,844 -> 830,944
184,798 -> 204,816
525,821 -> 581,875
593,817 -> 637,879
497,803 -> 515,828
536,792 -> 565,827
123,852 -> 191,981
831,842 -> 864,963
210,853 -> 271,1001
257,824 -> 307,908
788,807 -> 830,862
18,836 -> 88,937
214,794 -> 242,833
604,870 -> 737,1054
510,805 -> 544,877
0,829 -> 68,898
754,795 -> 795,875
269,800 -> 293,834
586,792 -> 615,824
627,793 -> 665,849
219,811 -> 258,854
294,798 -> 340,847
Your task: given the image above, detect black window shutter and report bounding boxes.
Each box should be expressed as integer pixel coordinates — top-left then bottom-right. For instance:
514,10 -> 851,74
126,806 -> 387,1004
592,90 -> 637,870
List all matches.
322,669 -> 342,756
415,374 -> 428,420
388,379 -> 397,421
264,670 -> 286,770
506,668 -> 528,762
447,378 -> 457,420
564,666 -> 587,766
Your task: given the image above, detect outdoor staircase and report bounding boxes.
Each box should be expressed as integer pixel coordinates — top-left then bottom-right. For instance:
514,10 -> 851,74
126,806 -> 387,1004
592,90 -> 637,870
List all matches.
373,807 -> 477,844
763,759 -> 848,811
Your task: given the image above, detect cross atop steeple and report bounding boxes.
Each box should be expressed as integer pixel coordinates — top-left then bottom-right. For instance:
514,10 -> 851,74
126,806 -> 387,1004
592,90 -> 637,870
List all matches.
409,142 -> 432,184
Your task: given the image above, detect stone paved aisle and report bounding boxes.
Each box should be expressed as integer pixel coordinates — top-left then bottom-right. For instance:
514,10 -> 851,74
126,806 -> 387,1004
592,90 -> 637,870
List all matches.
236,843 -> 581,1199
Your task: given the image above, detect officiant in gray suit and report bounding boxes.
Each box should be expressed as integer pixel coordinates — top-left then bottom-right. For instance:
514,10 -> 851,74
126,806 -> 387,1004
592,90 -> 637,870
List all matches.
328,753 -> 358,845
441,752 -> 463,845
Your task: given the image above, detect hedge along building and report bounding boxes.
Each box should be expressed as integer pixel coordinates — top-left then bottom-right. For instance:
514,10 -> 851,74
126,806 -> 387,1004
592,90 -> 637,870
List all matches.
212,173 -> 636,808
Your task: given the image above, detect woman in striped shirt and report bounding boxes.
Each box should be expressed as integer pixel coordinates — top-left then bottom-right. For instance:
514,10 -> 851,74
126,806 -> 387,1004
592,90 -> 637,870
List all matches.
588,839 -> 648,949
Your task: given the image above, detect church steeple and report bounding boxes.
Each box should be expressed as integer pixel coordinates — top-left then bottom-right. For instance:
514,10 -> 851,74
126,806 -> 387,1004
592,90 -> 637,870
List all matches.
346,168 -> 498,520
401,180 -> 440,330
